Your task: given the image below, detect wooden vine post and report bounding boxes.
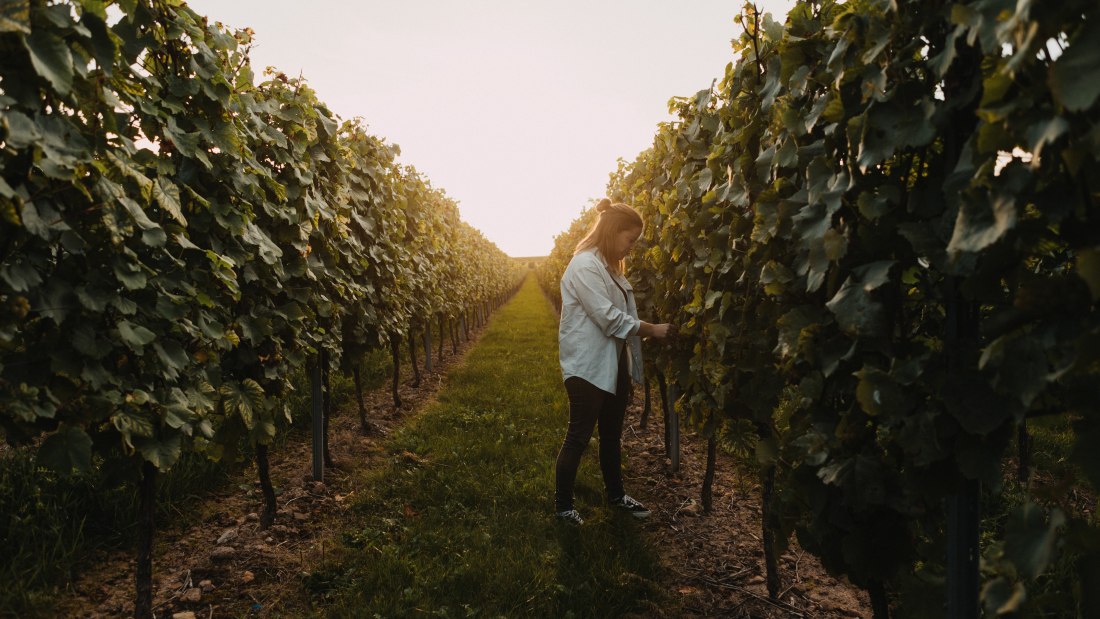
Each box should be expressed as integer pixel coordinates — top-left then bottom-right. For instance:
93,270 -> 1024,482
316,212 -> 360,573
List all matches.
135,461 -> 156,619
391,337 -> 403,408
408,328 -> 422,387
424,325 -> 434,373
354,363 -> 369,434
701,435 -> 717,512
667,383 -> 680,473
321,350 -> 334,468
311,359 -> 324,483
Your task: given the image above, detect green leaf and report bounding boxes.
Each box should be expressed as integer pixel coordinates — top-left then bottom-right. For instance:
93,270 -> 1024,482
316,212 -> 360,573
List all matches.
854,367 -> 911,417
173,232 -> 201,251
825,262 -> 895,337
141,226 -> 167,247
106,150 -> 153,197
81,11 -> 115,75
163,403 -> 197,431
822,94 -> 845,124
119,196 -> 159,231
113,260 -> 147,290
817,455 -> 886,508
134,433 -> 183,471
1026,117 -> 1069,160
704,290 -> 722,310
72,323 -> 108,360
37,425 -> 93,474
1004,504 -> 1066,580
242,221 -> 283,264
1,258 -> 42,292
761,260 -> 795,296
861,22 -> 892,62
152,177 -> 187,225
20,201 -> 52,238
693,167 -> 714,196
153,340 -> 189,375
75,285 -> 111,311
854,261 -> 894,290
759,56 -> 782,110
220,379 -> 265,430
1050,18 -> 1100,112
112,295 -> 138,315
976,122 -> 1013,155
117,319 -> 156,350
857,186 -> 898,221
947,193 -> 1017,255
250,419 -> 278,445
928,30 -> 958,79
164,118 -> 206,163
2,110 -> 41,148
0,0 -> 30,33
775,307 -> 816,359
978,334 -> 1051,408
22,26 -> 74,95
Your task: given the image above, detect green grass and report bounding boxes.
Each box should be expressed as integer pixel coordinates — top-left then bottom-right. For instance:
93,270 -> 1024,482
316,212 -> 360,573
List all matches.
310,276 -> 666,618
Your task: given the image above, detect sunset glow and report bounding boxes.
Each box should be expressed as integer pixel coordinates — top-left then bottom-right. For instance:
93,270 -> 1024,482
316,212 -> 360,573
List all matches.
184,0 -> 796,256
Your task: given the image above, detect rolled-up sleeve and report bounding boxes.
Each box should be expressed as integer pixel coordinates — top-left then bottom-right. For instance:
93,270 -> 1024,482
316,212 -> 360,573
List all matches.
566,261 -> 639,339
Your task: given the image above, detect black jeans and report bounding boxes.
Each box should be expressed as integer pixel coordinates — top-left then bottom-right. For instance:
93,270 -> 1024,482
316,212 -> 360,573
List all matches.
554,354 -> 630,512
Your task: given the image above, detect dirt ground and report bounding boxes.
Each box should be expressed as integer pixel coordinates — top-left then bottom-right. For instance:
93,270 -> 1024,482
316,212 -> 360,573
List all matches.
620,401 -> 871,619
54,322 -> 871,619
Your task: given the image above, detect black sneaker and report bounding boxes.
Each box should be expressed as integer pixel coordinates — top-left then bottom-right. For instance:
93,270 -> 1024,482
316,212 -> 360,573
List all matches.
610,494 -> 651,519
556,509 -> 584,525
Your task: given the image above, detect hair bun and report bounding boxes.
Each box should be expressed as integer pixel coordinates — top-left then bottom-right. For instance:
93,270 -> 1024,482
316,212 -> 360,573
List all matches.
595,198 -> 612,213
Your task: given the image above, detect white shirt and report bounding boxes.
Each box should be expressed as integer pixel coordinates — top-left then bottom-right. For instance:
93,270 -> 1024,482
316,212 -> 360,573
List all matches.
558,247 -> 644,394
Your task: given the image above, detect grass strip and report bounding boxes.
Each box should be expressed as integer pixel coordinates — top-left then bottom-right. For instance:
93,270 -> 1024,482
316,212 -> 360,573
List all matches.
312,275 -> 665,618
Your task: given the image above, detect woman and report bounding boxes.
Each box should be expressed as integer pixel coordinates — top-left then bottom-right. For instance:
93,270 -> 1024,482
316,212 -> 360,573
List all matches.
555,198 -> 675,525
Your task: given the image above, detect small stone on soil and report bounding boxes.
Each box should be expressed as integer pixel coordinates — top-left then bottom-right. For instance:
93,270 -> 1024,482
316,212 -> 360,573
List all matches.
210,546 -> 236,561
216,528 -> 239,544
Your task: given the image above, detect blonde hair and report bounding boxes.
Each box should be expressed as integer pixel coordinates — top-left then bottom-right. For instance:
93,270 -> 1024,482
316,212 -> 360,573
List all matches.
574,198 -> 644,273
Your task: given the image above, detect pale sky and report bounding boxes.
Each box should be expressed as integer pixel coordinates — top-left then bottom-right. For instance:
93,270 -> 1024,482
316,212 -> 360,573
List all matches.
184,1 -> 796,257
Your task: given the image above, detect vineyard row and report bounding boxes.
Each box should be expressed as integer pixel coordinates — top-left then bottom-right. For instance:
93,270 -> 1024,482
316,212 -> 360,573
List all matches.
541,1 -> 1100,617
0,1 -> 523,616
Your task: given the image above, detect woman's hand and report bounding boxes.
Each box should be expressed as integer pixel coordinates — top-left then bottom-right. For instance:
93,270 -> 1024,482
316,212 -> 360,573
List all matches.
651,323 -> 676,339
638,321 -> 678,340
